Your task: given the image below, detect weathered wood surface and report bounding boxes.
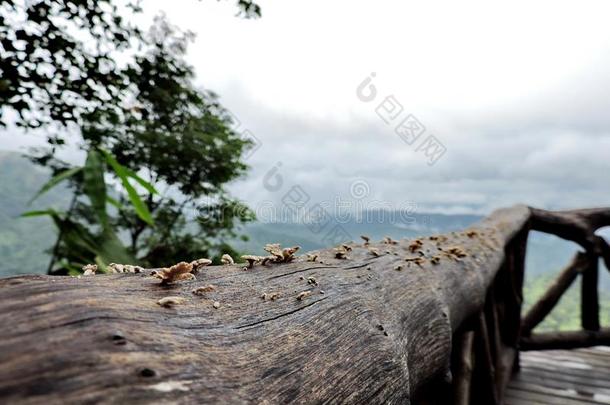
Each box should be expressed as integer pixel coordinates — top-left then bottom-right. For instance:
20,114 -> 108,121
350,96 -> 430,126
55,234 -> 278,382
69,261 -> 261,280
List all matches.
521,329 -> 610,351
0,206 -> 531,404
506,347 -> 610,405
452,331 -> 475,405
1,204 -> 609,404
529,207 -> 610,270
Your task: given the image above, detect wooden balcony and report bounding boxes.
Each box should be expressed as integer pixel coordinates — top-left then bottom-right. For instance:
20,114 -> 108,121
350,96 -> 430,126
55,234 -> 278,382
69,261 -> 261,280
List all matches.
507,347 -> 610,405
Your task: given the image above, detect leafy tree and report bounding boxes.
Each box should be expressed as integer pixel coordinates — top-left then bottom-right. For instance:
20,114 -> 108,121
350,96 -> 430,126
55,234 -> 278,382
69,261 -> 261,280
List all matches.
0,0 -> 260,130
1,1 -> 260,273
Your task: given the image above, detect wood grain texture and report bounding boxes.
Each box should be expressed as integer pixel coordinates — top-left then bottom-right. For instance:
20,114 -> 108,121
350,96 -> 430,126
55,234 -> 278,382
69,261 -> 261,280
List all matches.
520,329 -> 610,351
3,204 -> 610,404
0,205 -> 533,404
529,207 -> 610,270
452,331 -> 474,405
506,348 -> 610,405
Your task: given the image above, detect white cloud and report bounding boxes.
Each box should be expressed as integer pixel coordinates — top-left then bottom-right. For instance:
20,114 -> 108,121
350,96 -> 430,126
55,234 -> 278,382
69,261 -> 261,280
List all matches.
3,0 -> 610,214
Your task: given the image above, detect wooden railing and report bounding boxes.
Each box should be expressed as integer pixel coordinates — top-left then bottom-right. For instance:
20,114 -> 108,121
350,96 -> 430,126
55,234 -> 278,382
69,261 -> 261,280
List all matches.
0,205 -> 608,404
450,207 -> 610,405
523,208 -> 610,350
449,225 -> 528,405
520,251 -> 610,350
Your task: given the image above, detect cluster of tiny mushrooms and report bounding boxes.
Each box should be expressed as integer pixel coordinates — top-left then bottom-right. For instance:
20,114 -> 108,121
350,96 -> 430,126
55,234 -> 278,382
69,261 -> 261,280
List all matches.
81,229 -> 495,309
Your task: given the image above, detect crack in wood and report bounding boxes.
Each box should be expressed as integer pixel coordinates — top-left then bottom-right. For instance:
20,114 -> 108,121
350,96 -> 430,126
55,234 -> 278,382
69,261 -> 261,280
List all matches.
266,266 -> 337,280
9,315 -> 157,337
235,297 -> 328,330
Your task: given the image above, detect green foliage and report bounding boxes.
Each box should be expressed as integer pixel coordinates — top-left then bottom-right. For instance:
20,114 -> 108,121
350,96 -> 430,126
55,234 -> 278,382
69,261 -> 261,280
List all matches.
43,209 -> 134,269
1,1 -> 258,273
100,149 -> 156,226
0,0 -> 260,129
83,150 -> 109,228
28,167 -> 82,204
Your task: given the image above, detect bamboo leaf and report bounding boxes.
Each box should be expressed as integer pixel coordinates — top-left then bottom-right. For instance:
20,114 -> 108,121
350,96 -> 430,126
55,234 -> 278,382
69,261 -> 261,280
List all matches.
83,150 -> 109,228
49,214 -> 135,269
98,228 -> 135,264
100,149 -> 157,194
122,178 -> 155,226
94,256 -> 108,274
20,209 -> 57,218
28,167 -> 81,204
101,149 -> 155,226
106,196 -> 121,209
123,166 -> 158,195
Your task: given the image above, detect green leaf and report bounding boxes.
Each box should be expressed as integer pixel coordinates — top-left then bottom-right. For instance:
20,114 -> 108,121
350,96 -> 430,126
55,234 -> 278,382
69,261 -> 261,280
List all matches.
94,256 -> 108,274
28,167 -> 82,204
49,214 -> 135,269
106,196 -> 121,209
58,259 -> 83,276
50,215 -> 99,255
99,149 -> 157,194
83,150 -> 109,228
123,179 -> 155,226
21,209 -> 58,218
100,149 -> 155,226
123,166 -> 158,195
97,228 -> 135,264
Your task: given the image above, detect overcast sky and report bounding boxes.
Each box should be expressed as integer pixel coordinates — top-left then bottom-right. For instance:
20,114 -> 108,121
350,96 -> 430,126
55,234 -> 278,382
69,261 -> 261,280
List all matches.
4,0 -> 610,215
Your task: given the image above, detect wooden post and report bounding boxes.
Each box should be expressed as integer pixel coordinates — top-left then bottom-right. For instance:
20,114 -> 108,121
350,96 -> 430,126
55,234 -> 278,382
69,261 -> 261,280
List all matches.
453,331 -> 475,405
487,290 -> 502,366
581,252 -> 600,331
503,228 -> 528,371
475,312 -> 498,405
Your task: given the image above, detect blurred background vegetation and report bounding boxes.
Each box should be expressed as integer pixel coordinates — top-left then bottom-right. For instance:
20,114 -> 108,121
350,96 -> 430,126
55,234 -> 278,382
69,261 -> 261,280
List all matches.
0,0 -> 261,274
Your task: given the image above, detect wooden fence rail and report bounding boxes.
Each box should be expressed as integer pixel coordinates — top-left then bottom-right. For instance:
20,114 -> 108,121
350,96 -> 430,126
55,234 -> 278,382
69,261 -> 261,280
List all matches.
519,208 -> 610,352
0,205 -> 608,404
